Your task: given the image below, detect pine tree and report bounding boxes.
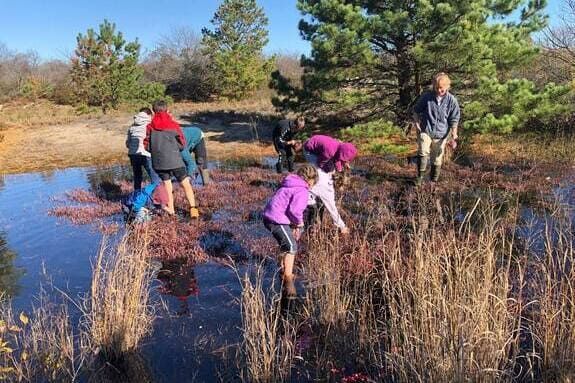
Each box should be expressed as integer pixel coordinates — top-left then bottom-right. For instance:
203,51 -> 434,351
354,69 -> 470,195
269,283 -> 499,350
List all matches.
272,0 -> 552,130
202,0 -> 274,100
71,20 -> 165,111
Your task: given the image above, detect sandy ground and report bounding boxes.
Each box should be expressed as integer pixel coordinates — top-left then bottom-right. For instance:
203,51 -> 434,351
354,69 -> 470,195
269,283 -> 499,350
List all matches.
0,108 -> 277,174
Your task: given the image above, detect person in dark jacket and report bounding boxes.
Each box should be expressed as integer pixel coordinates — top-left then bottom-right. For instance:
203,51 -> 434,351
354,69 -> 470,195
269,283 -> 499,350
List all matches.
412,72 -> 460,185
273,117 -> 305,173
144,100 -> 199,218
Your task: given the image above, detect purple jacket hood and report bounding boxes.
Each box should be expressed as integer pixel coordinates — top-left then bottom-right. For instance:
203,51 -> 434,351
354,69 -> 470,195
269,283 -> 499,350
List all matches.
263,174 -> 310,226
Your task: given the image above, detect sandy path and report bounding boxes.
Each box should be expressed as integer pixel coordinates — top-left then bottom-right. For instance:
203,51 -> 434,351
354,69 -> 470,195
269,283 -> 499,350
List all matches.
0,112 -> 276,174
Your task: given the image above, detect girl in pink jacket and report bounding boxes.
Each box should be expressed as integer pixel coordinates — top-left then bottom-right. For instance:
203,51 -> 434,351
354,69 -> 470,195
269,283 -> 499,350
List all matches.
263,165 -> 318,296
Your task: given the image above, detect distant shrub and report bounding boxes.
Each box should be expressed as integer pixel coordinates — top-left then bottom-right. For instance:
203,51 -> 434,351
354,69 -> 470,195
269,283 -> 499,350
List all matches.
464,78 -> 573,134
340,119 -> 402,140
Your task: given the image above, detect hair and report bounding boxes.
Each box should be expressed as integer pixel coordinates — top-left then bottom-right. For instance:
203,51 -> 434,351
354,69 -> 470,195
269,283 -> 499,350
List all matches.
295,116 -> 305,128
139,107 -> 153,115
432,72 -> 451,90
297,164 -> 318,186
152,100 -> 168,113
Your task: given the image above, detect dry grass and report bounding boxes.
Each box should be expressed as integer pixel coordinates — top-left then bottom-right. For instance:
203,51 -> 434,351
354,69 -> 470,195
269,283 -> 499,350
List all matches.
0,292 -> 81,382
239,264 -> 295,383
83,229 -> 155,360
241,189 -> 570,381
469,132 -> 575,166
531,203 -> 575,382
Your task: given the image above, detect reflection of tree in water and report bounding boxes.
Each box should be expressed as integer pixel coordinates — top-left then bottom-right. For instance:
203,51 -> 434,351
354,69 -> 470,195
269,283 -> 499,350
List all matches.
0,232 -> 24,297
0,173 -> 5,192
86,165 -> 132,201
157,257 -> 199,316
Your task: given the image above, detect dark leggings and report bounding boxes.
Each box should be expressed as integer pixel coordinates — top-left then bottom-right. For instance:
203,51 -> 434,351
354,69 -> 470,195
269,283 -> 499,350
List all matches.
129,154 -> 159,190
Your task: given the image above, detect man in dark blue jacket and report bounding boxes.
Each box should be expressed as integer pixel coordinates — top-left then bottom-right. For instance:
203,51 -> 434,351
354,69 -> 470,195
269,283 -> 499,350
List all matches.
412,73 -> 460,185
273,117 -> 305,173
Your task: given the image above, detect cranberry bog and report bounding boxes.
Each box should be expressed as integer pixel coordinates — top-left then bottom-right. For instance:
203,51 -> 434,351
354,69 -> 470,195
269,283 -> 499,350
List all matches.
1,155 -> 575,382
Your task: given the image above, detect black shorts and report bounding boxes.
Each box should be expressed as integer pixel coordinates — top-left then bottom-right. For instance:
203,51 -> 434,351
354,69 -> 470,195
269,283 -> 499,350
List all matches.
156,167 -> 188,182
264,220 -> 297,254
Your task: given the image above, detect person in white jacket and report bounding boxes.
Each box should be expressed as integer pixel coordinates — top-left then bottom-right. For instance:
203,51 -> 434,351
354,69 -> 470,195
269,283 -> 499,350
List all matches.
303,147 -> 352,235
126,107 -> 159,190
307,166 -> 349,234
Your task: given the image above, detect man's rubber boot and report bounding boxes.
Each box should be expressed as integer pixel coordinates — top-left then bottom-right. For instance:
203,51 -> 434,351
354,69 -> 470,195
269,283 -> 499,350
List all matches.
276,159 -> 284,174
431,164 -> 442,182
199,168 -> 211,185
190,207 -> 200,219
415,156 -> 429,186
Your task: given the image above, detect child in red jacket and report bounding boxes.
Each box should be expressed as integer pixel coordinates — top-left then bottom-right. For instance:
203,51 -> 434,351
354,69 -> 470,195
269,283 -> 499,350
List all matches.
144,100 -> 199,218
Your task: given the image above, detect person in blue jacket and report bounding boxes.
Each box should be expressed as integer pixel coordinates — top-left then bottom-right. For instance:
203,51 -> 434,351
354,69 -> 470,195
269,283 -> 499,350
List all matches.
412,72 -> 460,185
181,126 -> 210,185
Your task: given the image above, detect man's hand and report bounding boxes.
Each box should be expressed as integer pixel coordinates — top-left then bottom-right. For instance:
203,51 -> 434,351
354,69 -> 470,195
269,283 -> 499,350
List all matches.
340,226 -> 350,235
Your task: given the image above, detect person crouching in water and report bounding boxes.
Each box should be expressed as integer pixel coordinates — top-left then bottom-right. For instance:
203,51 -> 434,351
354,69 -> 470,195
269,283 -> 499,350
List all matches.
263,164 -> 318,297
144,100 -> 199,218
273,116 -> 305,173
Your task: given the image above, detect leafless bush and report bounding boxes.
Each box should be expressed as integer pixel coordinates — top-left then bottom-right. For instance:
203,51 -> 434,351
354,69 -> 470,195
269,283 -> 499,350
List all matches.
142,27 -> 214,101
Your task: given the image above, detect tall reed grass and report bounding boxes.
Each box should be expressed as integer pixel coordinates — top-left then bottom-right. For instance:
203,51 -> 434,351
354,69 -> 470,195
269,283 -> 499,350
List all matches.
240,264 -> 295,382
239,190 -> 575,381
84,228 -> 155,360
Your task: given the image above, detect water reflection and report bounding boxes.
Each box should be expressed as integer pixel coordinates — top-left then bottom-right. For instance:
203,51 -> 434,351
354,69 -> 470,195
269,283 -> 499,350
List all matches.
87,165 -> 132,200
0,232 -> 24,297
157,257 -> 199,316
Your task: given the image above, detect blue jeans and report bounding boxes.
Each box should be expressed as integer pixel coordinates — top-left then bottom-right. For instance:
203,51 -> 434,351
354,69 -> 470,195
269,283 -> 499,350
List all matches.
181,138 -> 207,176
129,154 -> 159,190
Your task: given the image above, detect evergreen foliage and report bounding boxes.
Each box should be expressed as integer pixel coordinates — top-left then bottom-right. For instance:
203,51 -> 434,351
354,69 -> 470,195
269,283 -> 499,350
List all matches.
202,0 -> 274,100
271,0 -> 572,133
71,20 -> 166,112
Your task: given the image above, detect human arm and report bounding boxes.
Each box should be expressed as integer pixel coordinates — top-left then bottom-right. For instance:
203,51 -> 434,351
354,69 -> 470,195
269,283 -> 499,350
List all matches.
143,124 -> 151,150
310,171 -> 347,230
448,97 -> 461,140
175,126 -> 187,151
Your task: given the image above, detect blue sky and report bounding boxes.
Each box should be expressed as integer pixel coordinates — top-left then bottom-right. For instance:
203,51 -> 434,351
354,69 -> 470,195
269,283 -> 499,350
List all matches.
0,0 -> 565,61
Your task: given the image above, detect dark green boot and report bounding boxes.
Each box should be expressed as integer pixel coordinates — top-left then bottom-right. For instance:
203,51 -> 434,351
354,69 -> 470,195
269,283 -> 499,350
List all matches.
431,164 -> 442,182
415,156 -> 429,186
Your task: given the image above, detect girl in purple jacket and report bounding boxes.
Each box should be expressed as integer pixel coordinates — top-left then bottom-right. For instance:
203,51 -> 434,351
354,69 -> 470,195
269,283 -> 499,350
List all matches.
263,165 -> 318,296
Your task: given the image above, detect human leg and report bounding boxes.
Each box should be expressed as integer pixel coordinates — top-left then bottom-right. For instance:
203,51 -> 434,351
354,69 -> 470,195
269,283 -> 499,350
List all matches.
286,146 -> 295,172
144,156 -> 160,184
276,148 -> 287,173
163,179 -> 174,214
175,167 -> 198,218
194,139 -> 210,185
129,155 -> 144,190
430,138 -> 447,182
416,132 -> 432,185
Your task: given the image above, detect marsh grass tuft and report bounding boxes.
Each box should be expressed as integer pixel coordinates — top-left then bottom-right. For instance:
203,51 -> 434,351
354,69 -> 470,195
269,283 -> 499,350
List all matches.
83,228 -> 155,360
240,264 -> 295,382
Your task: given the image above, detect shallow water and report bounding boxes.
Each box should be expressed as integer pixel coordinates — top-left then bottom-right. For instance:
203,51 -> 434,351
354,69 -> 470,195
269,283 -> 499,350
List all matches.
0,165 -> 269,382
